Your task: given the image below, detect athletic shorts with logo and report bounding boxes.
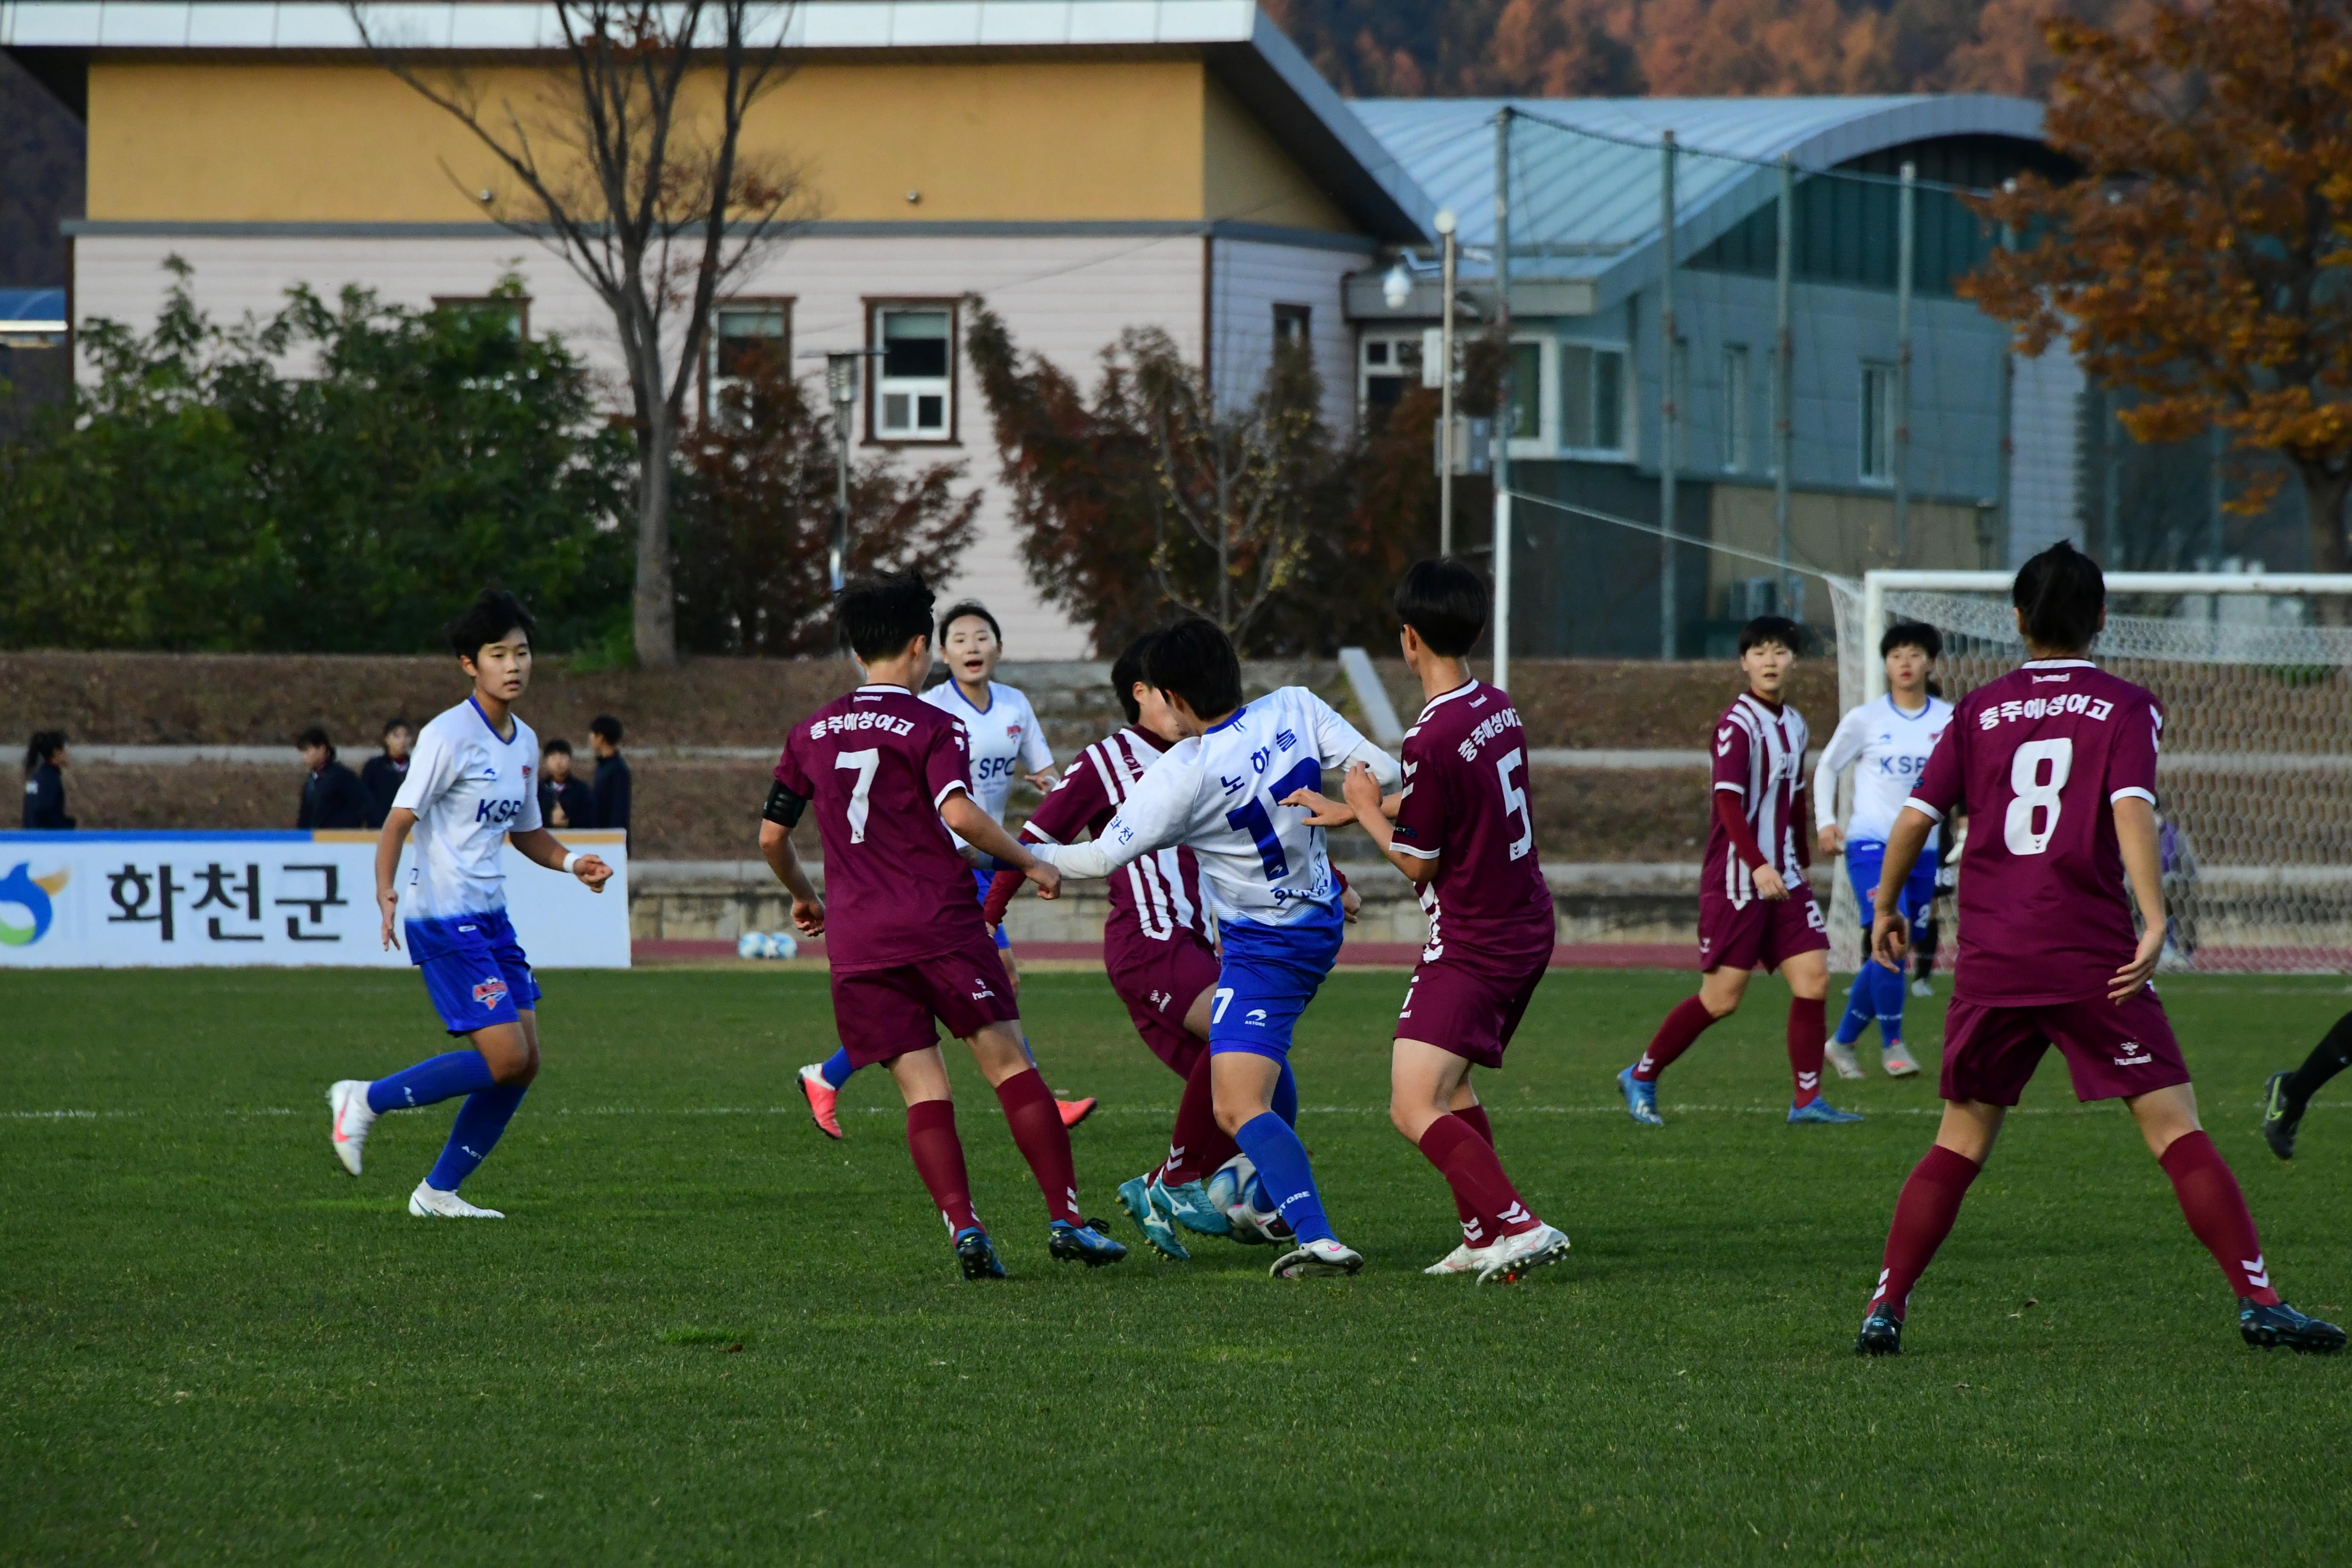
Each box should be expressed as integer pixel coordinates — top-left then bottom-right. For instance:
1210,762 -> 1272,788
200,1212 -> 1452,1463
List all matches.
1207,902 -> 1345,1062
407,909 -> 540,1034
1940,985 -> 2191,1105
1697,882 -> 1830,973
1108,929 -> 1220,1078
830,927 -> 1021,1070
1842,840 -> 1936,933
1395,927 -> 1554,1070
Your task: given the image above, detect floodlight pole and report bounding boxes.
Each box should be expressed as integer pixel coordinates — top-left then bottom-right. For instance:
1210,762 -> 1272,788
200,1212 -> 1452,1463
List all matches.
1659,130 -> 1679,662
1492,107 -> 1514,694
1995,185 -> 2017,570
1438,208 -> 1459,559
1893,160 -> 1915,558
1773,152 -> 1794,620
822,351 -> 877,593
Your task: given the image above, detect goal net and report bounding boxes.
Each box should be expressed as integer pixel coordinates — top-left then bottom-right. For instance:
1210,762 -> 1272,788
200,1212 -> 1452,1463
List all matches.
1823,570 -> 2352,975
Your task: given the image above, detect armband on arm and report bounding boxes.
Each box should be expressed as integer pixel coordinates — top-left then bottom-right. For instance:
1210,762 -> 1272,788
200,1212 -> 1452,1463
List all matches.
763,780 -> 808,829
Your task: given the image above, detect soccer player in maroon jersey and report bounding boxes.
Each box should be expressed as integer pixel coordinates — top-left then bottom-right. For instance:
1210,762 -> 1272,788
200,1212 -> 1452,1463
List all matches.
1853,543 -> 2341,1355
1299,559 -> 1573,1284
758,577 -> 1127,1279
1617,616 -> 1862,1127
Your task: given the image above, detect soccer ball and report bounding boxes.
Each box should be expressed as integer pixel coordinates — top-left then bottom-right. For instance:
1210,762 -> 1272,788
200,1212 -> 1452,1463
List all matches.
736,931 -> 765,960
735,931 -> 801,961
1205,1154 -> 1291,1246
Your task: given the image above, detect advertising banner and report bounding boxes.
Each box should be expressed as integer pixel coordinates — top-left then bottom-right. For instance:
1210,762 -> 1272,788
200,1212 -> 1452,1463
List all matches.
0,830 -> 629,969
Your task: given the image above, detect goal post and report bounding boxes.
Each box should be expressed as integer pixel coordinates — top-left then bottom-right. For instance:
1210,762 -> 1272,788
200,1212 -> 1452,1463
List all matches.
1821,569 -> 2352,975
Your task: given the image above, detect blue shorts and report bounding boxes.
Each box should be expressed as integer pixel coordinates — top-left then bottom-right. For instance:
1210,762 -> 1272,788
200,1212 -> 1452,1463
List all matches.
1207,900 -> 1345,1061
1845,841 -> 1936,934
406,909 -> 541,1035
971,867 -> 1012,950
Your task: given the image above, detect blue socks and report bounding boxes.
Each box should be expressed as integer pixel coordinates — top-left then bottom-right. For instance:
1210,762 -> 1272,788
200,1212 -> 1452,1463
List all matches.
1835,962 -> 1908,1047
818,1046 -> 855,1090
368,1050 -> 496,1114
1272,1061 -> 1298,1128
1873,959 -> 1906,1043
426,1082 -> 528,1192
1233,1111 -> 1333,1246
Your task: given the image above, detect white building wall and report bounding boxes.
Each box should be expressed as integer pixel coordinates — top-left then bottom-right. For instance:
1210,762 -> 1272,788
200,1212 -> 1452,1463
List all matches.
1207,236 -> 1361,429
2008,346 -> 2086,565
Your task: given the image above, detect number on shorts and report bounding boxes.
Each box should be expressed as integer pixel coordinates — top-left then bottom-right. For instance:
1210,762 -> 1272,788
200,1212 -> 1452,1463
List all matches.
2003,737 -> 2072,856
835,748 -> 881,844
1495,746 -> 1534,861
1212,987 -> 1236,1024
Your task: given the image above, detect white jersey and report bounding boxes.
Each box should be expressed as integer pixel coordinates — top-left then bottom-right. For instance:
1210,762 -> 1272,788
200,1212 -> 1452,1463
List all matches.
1811,692 -> 1954,847
391,698 -> 543,921
921,678 -> 1054,826
1032,686 -> 1399,928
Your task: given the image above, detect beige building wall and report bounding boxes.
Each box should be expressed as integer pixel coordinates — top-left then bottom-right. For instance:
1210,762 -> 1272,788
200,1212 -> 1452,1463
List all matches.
1707,482 -> 1994,613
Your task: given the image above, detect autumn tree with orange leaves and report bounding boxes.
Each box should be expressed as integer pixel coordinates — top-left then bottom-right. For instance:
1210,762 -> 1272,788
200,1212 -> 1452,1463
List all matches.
1964,0 -> 2352,574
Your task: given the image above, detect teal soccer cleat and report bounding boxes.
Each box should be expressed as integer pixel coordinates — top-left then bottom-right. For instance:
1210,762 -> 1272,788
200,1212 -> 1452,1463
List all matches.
1159,1176 -> 1233,1238
1048,1220 -> 1129,1268
1854,1305 -> 1903,1356
2240,1299 -> 2345,1354
1617,1065 -> 1664,1127
1116,1173 -> 1190,1260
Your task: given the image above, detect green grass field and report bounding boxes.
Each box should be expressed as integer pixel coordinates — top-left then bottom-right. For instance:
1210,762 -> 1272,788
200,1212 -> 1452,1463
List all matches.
5,965 -> 2349,1565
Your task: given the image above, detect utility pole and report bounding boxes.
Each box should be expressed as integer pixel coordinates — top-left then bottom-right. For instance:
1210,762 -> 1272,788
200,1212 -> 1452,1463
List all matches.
1773,152 -> 1794,619
1995,186 -> 2016,569
1893,159 -> 1915,558
1438,207 -> 1458,558
1492,108 -> 1514,693
1658,129 -> 1678,661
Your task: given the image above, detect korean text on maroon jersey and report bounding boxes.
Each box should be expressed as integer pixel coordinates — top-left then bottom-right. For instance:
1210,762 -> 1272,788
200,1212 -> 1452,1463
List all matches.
1389,681 -> 1551,945
773,683 -> 988,970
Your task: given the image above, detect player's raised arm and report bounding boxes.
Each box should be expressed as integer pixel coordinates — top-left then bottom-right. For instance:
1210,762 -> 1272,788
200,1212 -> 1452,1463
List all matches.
1028,754 -> 1193,881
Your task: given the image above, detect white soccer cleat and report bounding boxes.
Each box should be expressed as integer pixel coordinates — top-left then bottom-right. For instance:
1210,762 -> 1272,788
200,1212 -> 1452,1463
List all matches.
1825,1040 -> 1866,1081
1910,977 -> 1934,999
1423,1241 -> 1496,1277
1271,1238 -> 1364,1278
327,1080 -> 377,1176
1475,1222 -> 1572,1285
408,1182 -> 504,1219
1881,1041 -> 1922,1078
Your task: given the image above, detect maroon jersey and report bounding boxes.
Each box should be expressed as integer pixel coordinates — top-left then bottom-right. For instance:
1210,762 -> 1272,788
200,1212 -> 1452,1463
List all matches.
1389,681 -> 1553,960
1704,693 -> 1810,906
775,683 -> 985,971
984,726 -> 1212,966
1908,659 -> 2161,1007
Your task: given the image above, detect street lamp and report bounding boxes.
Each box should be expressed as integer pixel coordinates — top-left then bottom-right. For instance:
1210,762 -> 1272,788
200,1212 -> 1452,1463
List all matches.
815,349 -> 884,594
1434,207 -> 1457,557
1382,260 -> 1413,313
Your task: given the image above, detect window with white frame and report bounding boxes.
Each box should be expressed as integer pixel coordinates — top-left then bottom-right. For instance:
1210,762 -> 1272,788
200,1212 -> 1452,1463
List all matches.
1860,360 -> 1896,483
1722,343 -> 1751,472
1558,343 -> 1628,455
708,301 -> 789,411
873,304 -> 954,439
1358,332 -> 1426,422
1507,340 -> 1546,441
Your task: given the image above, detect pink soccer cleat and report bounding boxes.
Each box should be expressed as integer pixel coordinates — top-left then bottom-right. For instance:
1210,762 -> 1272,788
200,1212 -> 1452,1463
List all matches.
798,1063 -> 844,1140
1056,1096 -> 1098,1130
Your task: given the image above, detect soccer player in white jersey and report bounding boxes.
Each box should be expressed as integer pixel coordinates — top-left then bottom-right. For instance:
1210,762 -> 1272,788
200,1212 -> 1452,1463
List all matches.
795,599 -> 1088,1136
324,591 -> 612,1218
1812,622 -> 1953,1080
1026,618 -> 1402,1278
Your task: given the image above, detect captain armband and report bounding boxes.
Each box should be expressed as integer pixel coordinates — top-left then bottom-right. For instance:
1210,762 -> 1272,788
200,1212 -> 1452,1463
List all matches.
763,780 -> 808,829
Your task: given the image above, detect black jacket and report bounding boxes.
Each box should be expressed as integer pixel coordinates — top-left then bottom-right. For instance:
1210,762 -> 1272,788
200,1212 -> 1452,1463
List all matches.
592,752 -> 632,831
22,763 -> 74,830
358,753 -> 410,829
538,776 -> 594,830
298,760 -> 370,830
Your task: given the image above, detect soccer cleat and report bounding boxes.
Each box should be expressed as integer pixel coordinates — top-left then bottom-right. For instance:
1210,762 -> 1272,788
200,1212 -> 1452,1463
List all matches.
1270,1238 -> 1364,1279
1854,1305 -> 1904,1356
1475,1223 -> 1572,1285
797,1063 -> 844,1140
1826,1040 -> 1866,1080
1048,1220 -> 1128,1267
954,1226 -> 1007,1280
1911,977 -> 1934,999
1160,1177 -> 1233,1238
1617,1065 -> 1664,1127
1056,1097 -> 1098,1130
1116,1174 -> 1190,1261
408,1182 -> 503,1219
1423,1241 -> 1492,1277
1789,1097 -> 1865,1124
2240,1299 -> 2346,1354
1881,1041 -> 1921,1078
2261,1071 -> 2303,1162
327,1080 -> 377,1176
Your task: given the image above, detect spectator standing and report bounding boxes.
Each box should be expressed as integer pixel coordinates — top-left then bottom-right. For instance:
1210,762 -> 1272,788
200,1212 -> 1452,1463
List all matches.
296,727 -> 370,830
588,716 -> 631,832
538,738 -> 595,829
359,717 -> 414,829
22,732 -> 75,830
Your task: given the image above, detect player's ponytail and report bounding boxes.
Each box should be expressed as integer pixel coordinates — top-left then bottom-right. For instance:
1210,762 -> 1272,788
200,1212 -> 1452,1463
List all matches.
2012,541 -> 2104,653
23,730 -> 65,776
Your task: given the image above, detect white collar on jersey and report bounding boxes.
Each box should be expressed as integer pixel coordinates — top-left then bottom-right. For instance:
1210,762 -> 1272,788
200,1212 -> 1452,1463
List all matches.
943,679 -> 999,715
855,682 -> 912,695
2020,659 -> 2096,670
1416,678 -> 1481,723
1884,693 -> 1936,720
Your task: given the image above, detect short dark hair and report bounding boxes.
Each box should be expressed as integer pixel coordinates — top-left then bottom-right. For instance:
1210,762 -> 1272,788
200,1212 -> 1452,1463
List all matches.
839,574 -> 936,664
296,726 -> 334,758
23,730 -> 65,775
589,715 -> 623,745
542,737 -> 573,757
2014,540 -> 2104,651
937,600 -> 1003,648
445,588 -> 538,662
1738,615 -> 1804,656
1111,632 -> 1156,727
382,716 -> 412,738
1392,557 -> 1488,658
1880,621 -> 1943,660
1143,618 -> 1244,721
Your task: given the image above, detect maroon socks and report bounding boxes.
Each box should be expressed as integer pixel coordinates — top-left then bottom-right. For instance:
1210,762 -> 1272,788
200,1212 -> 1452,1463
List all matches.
1869,1144 -> 1982,1318
1788,996 -> 1828,1107
2160,1130 -> 2281,1305
1159,1049 -> 1238,1187
994,1067 -> 1085,1226
904,1100 -> 980,1234
1418,1113 -> 1538,1246
1634,996 -> 1720,1082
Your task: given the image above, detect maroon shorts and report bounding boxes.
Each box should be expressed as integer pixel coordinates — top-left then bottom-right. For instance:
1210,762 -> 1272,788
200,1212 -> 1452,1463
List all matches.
829,931 -> 1021,1070
1696,883 -> 1829,974
1941,987 -> 2192,1106
1394,936 -> 1555,1070
1107,931 -> 1220,1078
